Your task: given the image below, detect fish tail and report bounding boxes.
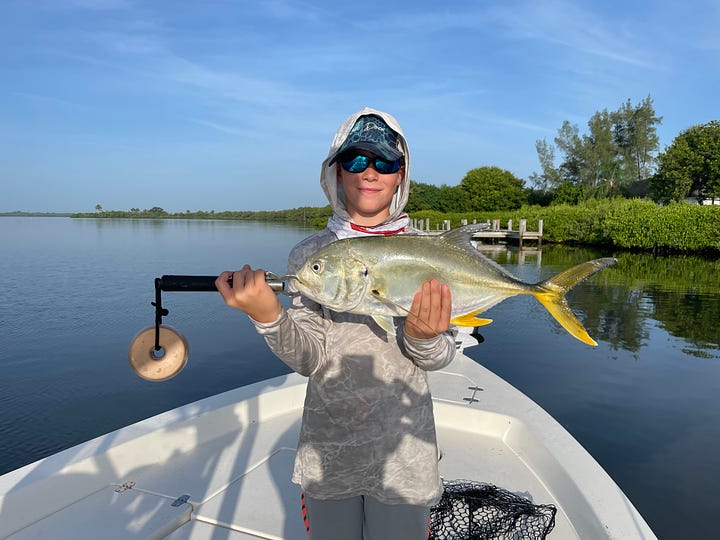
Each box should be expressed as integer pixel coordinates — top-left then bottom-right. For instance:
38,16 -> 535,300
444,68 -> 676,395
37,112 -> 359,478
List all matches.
533,258 -> 617,346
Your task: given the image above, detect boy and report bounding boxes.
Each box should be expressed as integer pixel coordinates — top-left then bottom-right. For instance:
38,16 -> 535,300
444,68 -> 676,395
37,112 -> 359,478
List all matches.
217,108 -> 455,539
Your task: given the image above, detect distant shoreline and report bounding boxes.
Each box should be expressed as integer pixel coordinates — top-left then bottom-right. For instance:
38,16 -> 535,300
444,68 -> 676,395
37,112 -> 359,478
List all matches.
68,206 -> 333,226
0,212 -> 73,217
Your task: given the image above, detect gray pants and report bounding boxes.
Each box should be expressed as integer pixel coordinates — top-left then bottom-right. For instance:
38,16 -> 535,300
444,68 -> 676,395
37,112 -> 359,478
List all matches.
303,494 -> 430,540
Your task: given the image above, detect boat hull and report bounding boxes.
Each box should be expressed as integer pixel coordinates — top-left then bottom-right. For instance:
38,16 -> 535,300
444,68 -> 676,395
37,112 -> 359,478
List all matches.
0,353 -> 656,539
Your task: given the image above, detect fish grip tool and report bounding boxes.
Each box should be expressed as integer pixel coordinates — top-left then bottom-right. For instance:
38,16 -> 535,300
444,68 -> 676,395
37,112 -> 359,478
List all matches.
128,273 -> 292,381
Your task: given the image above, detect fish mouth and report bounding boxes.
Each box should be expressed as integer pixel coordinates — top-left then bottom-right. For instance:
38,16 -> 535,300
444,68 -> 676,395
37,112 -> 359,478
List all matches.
283,274 -> 300,289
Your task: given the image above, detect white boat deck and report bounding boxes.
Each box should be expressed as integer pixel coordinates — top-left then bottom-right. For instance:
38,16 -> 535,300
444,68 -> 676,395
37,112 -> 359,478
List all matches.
0,353 -> 657,539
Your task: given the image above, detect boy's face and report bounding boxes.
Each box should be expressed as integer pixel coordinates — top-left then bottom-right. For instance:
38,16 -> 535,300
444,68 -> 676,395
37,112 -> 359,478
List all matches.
336,150 -> 404,226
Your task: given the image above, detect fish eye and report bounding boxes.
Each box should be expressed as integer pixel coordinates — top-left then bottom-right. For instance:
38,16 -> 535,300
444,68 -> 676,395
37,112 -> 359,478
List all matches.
311,261 -> 323,273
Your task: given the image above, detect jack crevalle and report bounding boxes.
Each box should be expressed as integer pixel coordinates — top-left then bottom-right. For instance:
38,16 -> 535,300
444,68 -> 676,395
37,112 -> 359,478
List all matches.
293,224 -> 616,346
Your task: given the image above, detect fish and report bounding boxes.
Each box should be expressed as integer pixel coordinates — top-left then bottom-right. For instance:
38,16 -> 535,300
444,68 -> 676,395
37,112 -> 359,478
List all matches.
293,224 -> 616,346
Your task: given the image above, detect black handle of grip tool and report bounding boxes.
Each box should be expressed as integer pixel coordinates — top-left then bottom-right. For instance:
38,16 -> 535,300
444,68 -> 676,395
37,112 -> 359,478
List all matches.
157,275 -> 219,292
157,274 -> 286,293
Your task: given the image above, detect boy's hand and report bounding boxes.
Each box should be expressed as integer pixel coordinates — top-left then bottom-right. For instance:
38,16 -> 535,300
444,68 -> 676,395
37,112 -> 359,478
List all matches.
216,265 -> 282,323
404,278 -> 452,339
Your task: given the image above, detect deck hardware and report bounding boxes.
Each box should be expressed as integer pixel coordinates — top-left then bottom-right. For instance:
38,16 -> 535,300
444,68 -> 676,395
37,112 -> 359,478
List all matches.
463,385 -> 483,404
171,494 -> 191,507
114,481 -> 136,493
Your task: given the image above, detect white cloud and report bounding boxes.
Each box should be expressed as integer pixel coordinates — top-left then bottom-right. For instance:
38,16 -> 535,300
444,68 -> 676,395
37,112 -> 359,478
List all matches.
488,0 -> 665,70
188,118 -> 252,136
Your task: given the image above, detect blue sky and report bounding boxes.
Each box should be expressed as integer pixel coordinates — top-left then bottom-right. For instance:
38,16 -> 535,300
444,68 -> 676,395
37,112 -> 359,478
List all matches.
1,0 -> 718,213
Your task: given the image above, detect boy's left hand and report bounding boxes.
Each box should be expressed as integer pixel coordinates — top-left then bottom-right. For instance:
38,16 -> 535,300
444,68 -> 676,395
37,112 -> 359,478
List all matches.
404,278 -> 452,339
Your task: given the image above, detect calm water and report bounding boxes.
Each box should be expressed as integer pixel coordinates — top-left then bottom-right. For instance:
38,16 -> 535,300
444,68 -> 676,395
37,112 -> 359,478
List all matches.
1,217 -> 719,539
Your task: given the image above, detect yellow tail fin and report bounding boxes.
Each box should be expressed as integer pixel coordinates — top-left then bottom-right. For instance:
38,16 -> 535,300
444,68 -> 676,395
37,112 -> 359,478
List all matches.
533,258 -> 617,346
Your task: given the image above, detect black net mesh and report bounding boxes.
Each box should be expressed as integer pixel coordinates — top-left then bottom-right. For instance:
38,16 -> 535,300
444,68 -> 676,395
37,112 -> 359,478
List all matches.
429,480 -> 557,540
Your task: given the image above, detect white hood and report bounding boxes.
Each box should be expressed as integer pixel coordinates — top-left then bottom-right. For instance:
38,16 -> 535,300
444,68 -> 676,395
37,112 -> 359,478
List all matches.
320,107 -> 411,224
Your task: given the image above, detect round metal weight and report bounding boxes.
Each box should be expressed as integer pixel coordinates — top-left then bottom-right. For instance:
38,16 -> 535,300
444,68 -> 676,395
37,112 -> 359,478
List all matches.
128,325 -> 189,381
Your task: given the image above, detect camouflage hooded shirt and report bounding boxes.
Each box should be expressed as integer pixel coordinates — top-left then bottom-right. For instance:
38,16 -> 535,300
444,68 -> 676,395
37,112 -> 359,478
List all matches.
252,108 -> 456,506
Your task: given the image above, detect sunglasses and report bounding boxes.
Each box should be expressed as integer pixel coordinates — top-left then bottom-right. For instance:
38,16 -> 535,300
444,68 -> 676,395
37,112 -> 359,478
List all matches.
340,153 -> 402,174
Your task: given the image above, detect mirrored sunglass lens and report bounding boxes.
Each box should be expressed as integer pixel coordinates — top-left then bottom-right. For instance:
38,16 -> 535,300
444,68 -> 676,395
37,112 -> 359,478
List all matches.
342,155 -> 369,172
375,158 -> 400,173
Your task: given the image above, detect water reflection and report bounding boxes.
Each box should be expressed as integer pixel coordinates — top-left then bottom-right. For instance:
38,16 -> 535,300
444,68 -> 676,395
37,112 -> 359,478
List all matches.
476,244 -> 720,354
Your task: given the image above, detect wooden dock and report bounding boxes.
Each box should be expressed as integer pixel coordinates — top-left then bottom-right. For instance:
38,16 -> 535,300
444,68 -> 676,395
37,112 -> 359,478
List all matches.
415,218 -> 543,249
473,219 -> 543,248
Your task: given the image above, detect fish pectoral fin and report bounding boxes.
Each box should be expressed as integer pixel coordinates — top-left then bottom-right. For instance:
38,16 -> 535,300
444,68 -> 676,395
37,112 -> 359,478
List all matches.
370,290 -> 439,336
372,315 -> 397,335
370,289 -> 411,316
450,311 -> 493,327
369,289 -> 402,335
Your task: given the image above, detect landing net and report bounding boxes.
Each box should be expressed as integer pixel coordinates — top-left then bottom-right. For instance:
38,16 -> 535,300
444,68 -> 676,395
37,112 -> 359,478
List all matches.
429,480 -> 557,540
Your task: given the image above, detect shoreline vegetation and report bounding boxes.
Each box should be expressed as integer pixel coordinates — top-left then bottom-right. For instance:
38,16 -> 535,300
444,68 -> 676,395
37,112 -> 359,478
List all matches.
74,199 -> 720,256
4,199 -> 719,256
